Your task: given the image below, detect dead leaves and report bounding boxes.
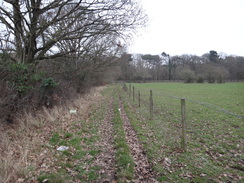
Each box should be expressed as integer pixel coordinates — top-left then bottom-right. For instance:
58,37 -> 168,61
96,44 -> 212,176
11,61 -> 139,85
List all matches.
118,95 -> 158,182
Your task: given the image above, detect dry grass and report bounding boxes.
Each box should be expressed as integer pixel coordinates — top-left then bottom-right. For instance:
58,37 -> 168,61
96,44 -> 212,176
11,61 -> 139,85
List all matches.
0,86 -> 106,183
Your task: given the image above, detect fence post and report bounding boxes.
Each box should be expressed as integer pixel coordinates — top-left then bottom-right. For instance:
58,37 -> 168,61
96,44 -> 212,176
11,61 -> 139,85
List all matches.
138,90 -> 140,107
129,84 -> 131,97
149,90 -> 154,120
181,98 -> 187,152
123,83 -> 127,91
133,86 -> 135,101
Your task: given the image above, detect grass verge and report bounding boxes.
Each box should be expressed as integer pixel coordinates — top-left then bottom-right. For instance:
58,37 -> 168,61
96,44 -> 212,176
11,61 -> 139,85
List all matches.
112,92 -> 134,182
0,86 -> 106,182
36,94 -> 107,182
34,85 -> 135,182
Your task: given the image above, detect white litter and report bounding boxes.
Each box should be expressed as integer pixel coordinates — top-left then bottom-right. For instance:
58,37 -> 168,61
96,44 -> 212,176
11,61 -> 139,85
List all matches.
57,146 -> 69,151
163,157 -> 172,166
69,109 -> 77,114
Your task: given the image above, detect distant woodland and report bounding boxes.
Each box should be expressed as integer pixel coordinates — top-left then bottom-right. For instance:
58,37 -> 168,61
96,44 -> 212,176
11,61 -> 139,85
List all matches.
118,51 -> 244,83
0,1 -> 243,124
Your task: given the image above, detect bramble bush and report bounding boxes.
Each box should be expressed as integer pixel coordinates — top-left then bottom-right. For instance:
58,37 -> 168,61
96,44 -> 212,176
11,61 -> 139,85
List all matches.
9,63 -> 34,93
40,77 -> 59,92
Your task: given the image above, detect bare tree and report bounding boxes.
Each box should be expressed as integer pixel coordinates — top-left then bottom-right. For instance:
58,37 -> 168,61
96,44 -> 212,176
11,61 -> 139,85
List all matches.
0,0 -> 147,64
141,54 -> 162,80
161,52 -> 172,80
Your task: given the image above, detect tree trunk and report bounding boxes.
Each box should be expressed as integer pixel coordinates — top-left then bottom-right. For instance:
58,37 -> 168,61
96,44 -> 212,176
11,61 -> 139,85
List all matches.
13,0 -> 23,62
24,0 -> 41,64
169,58 -> 172,80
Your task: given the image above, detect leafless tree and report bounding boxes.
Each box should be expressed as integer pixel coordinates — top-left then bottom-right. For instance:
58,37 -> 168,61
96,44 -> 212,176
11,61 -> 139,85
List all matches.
0,0 -> 147,64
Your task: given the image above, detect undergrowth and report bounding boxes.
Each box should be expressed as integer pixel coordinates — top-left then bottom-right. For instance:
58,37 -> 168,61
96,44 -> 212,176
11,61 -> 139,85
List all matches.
0,87 -> 105,182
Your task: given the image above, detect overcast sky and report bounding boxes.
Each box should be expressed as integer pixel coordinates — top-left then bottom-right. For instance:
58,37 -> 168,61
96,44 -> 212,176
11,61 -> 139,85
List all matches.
128,0 -> 244,57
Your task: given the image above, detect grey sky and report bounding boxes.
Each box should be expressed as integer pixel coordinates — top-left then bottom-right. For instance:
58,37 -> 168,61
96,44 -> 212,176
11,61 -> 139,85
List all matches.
129,0 -> 244,56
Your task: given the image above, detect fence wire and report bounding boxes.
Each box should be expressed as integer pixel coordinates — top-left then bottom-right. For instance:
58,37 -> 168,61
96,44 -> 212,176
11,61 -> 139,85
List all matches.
124,83 -> 244,119
153,90 -> 244,119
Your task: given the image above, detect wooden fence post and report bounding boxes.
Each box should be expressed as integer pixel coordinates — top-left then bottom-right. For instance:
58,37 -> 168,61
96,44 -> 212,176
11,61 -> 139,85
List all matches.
181,98 -> 187,152
149,90 -> 154,120
133,86 -> 135,101
123,83 -> 127,91
129,84 -> 131,97
138,90 -> 140,107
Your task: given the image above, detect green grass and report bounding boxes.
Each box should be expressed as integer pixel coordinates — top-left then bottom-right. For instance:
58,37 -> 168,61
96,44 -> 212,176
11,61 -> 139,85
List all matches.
38,85 -> 136,182
112,92 -> 135,181
131,82 -> 244,115
38,97 -> 110,182
37,172 -> 70,183
49,133 -> 60,145
122,82 -> 244,182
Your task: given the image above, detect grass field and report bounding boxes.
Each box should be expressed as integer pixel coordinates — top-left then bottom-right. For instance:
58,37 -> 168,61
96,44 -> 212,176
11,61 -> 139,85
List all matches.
121,82 -> 244,182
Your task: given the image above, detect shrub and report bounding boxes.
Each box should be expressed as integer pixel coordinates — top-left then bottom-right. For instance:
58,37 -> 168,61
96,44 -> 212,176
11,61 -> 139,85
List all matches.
181,69 -> 196,83
215,67 -> 229,83
217,76 -> 225,83
9,63 -> 34,93
40,77 -> 59,92
7,62 -> 44,93
196,75 -> 204,83
207,73 -> 215,83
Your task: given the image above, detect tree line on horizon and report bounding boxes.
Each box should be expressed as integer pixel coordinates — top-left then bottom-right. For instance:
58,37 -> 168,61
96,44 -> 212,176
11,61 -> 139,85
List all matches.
117,50 -> 244,83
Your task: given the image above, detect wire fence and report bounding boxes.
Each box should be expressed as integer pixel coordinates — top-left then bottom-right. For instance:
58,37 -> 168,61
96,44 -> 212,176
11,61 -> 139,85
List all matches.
124,83 -> 244,119
121,82 -> 244,152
